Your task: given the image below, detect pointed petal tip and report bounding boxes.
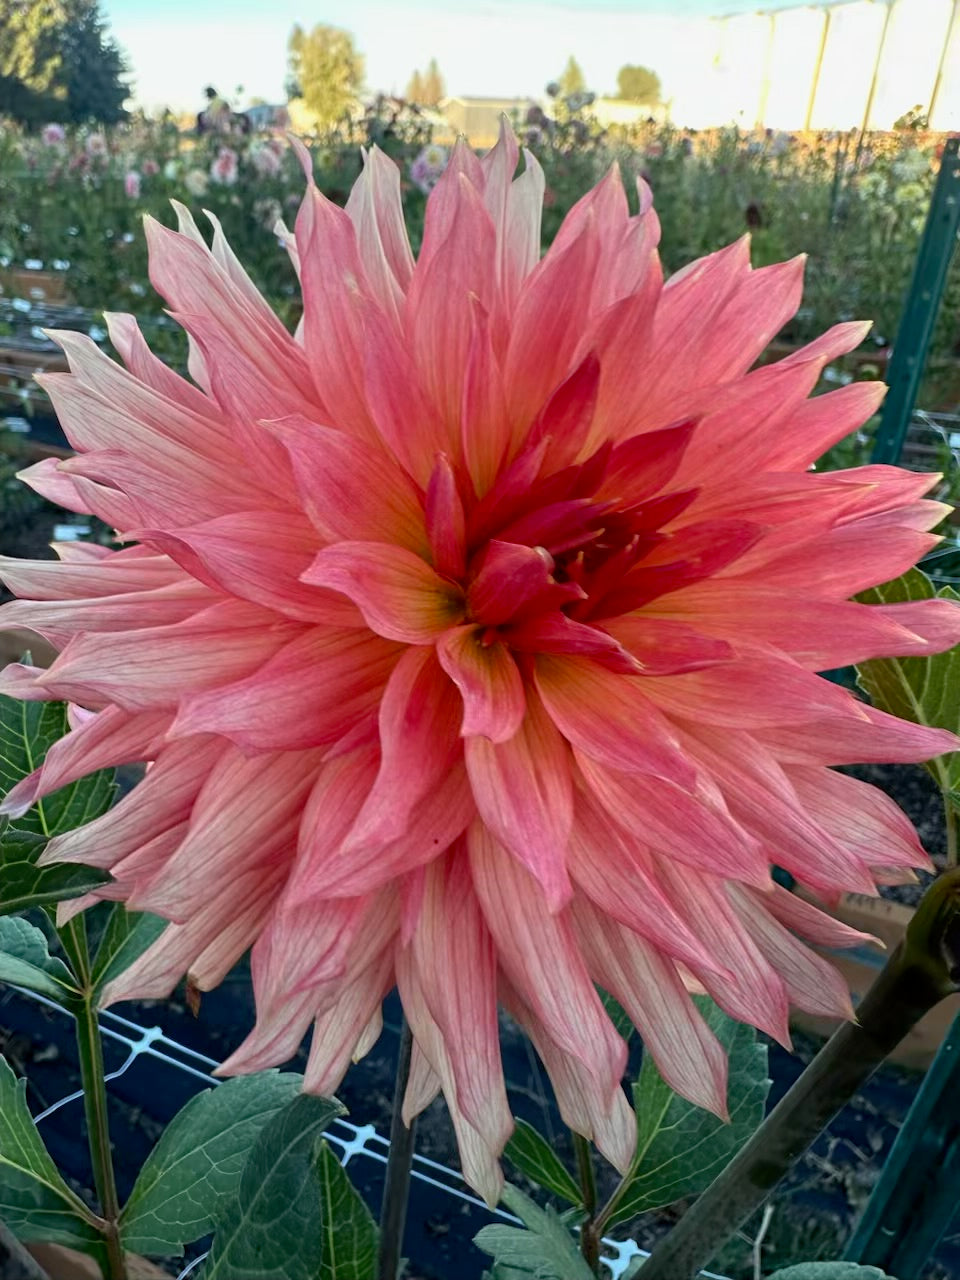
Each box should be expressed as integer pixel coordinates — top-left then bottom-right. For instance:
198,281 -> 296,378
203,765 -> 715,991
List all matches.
287,133 -> 314,182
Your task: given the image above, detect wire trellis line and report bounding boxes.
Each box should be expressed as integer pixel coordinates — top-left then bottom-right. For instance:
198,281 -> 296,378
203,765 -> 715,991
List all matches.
0,983 -> 713,1280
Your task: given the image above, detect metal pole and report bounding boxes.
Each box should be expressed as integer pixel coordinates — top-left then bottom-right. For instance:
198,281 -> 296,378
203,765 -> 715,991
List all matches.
638,870 -> 960,1280
928,0 -> 960,128
804,8 -> 832,132
756,14 -> 775,128
845,1008 -> 960,1278
870,135 -> 960,464
859,1 -> 894,137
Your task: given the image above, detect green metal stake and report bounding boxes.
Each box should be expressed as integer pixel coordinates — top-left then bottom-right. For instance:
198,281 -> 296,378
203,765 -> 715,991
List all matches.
870,136 -> 960,466
844,1006 -> 960,1279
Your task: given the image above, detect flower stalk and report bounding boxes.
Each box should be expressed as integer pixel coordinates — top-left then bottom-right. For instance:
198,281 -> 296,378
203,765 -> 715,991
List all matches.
377,1019 -> 417,1280
573,1133 -> 601,1275
637,869 -> 960,1280
59,920 -> 127,1280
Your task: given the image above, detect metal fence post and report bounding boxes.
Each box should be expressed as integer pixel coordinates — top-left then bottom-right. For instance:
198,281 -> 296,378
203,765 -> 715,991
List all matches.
844,1007 -> 960,1277
870,136 -> 960,465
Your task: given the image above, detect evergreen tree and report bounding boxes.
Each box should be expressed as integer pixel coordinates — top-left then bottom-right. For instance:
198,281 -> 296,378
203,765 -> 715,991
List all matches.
421,57 -> 444,106
405,68 -> 425,102
558,55 -> 586,98
60,0 -> 128,123
0,0 -> 127,125
0,0 -> 67,125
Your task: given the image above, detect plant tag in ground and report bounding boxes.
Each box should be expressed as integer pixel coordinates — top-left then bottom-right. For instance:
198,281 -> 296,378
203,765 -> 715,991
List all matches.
316,1138 -> 378,1280
0,915 -> 79,1004
767,1266 -> 899,1279
474,1183 -> 595,1279
120,1071 -> 304,1256
0,1056 -> 102,1252
504,1118 -> 582,1206
201,1091 -> 344,1280
606,997 -> 769,1227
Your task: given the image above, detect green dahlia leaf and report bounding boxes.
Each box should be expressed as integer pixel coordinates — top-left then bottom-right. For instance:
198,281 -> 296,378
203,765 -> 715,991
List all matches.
316,1138 -> 378,1280
0,1056 -> 102,1250
504,1118 -> 582,1206
90,906 -> 167,1003
0,915 -> 79,1004
606,997 -> 769,1227
120,1071 -> 303,1257
0,694 -> 116,840
201,1091 -> 344,1280
473,1183 -> 595,1279
857,568 -> 960,794
0,826 -> 109,917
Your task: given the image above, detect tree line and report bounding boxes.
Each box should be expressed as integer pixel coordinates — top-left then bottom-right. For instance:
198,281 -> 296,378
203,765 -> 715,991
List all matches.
0,0 -> 128,125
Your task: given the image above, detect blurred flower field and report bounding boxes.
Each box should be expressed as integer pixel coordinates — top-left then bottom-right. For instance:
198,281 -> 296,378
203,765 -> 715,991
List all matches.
1,102 -> 958,433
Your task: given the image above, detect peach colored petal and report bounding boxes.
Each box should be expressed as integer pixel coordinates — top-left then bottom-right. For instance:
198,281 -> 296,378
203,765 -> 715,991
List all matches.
303,542 -> 465,643
4,123 -> 957,1204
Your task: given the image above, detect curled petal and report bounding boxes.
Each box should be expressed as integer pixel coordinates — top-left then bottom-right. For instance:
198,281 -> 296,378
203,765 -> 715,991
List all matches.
303,542 -> 465,643
436,625 -> 526,742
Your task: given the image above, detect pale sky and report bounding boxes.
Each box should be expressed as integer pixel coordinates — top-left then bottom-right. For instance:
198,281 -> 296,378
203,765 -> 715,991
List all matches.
102,0 -> 812,114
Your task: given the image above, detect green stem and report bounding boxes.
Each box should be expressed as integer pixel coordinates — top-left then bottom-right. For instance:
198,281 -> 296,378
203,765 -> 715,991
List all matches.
944,790 -> 958,866
60,921 -> 127,1280
573,1134 -> 601,1276
636,869 -> 960,1280
377,1019 -> 416,1280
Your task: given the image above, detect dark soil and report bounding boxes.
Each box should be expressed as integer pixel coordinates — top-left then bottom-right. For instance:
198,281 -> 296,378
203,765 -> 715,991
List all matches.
2,490 -> 960,1280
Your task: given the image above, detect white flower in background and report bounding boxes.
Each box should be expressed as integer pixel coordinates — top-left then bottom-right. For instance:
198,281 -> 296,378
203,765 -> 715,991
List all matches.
163,159 -> 180,180
249,140 -> 283,178
85,133 -> 108,158
41,124 -> 66,146
253,196 -> 283,229
184,168 -> 209,197
892,149 -> 929,183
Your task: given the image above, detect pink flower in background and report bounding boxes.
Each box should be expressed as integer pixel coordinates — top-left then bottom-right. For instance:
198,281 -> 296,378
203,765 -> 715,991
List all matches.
3,125 -> 960,1204
210,146 -> 238,186
141,158 -> 160,177
124,170 -> 141,200
249,140 -> 283,178
41,123 -> 66,147
409,143 -> 448,193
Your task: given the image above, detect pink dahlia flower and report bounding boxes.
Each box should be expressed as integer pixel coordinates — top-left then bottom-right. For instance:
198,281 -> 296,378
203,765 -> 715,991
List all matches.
2,125 -> 959,1204
210,146 -> 238,187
